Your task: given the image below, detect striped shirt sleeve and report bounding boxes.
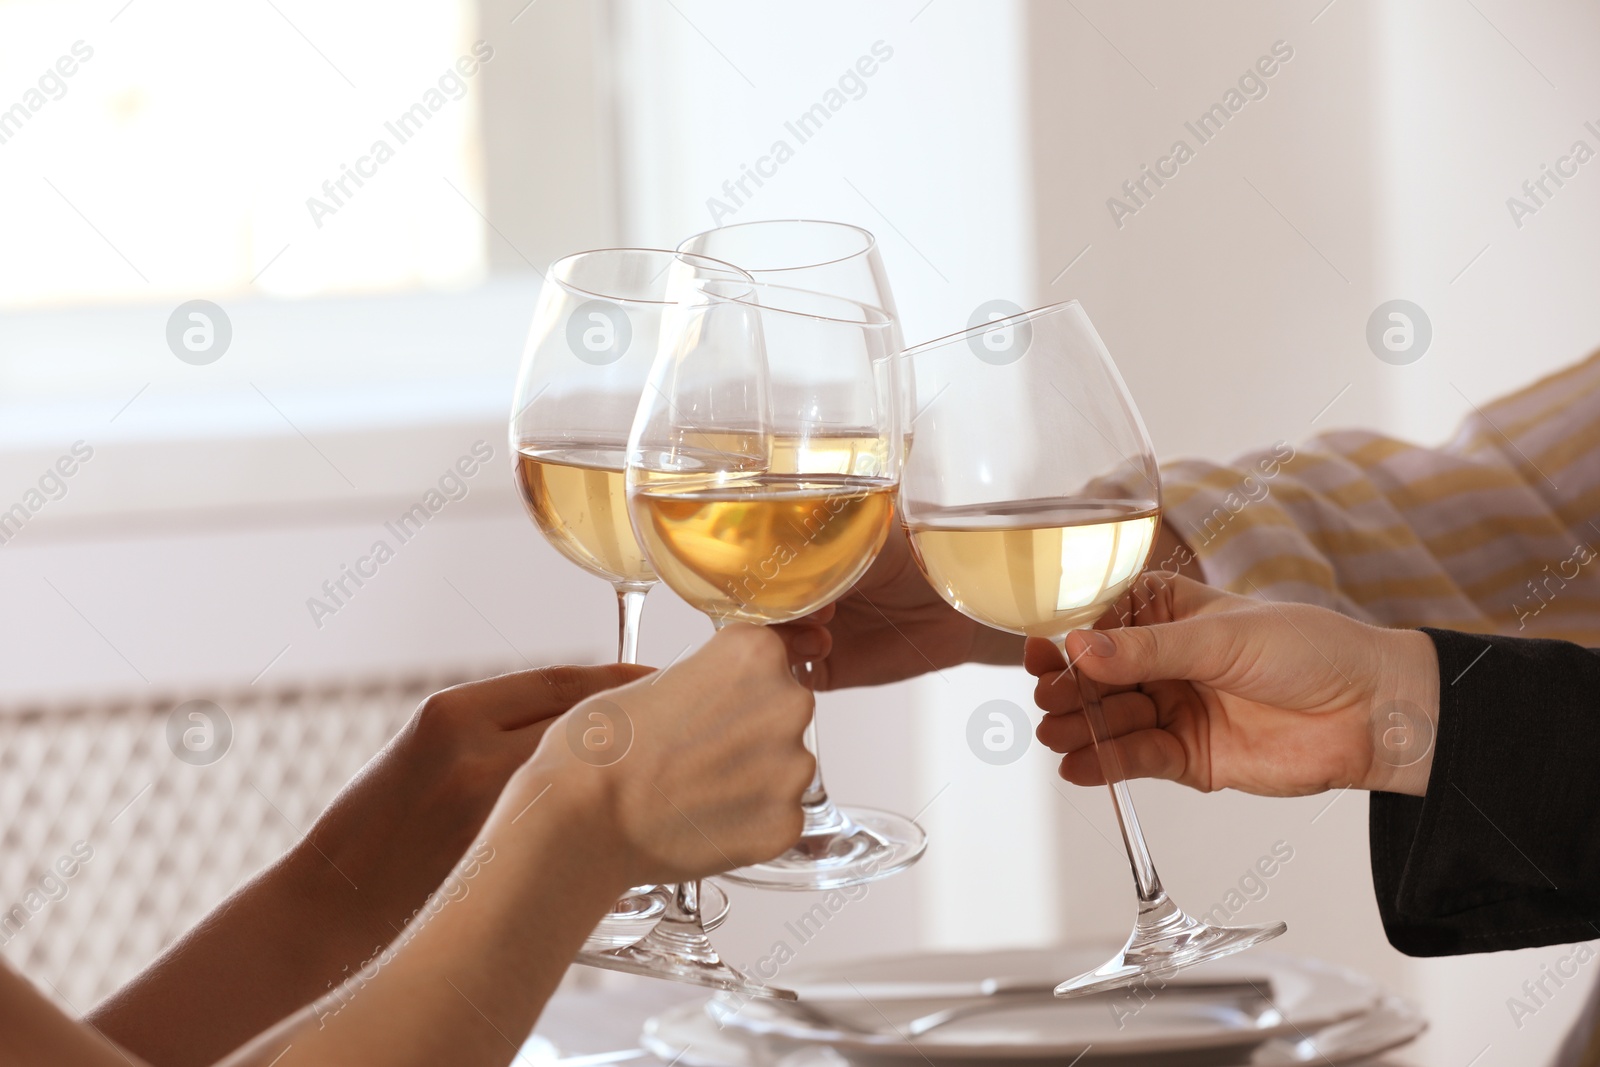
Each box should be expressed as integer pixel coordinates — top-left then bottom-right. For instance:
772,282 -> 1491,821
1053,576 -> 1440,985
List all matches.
1159,349 -> 1600,643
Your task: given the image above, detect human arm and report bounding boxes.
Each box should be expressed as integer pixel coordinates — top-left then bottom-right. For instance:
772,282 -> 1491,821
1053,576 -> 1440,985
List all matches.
1027,574 -> 1440,797
5,624 -> 814,1067
1368,628 -> 1600,955
86,662 -> 650,1067
1028,574 -> 1600,955
1158,349 -> 1600,642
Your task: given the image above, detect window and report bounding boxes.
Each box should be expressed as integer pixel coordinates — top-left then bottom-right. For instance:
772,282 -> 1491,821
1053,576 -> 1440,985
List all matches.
0,0 -> 489,307
0,0 -> 607,454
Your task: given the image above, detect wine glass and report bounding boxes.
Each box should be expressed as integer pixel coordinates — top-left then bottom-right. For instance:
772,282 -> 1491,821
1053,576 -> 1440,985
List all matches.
622,278 -> 901,997
676,219 -> 926,891
677,219 -> 900,338
897,300 -> 1287,997
510,247 -> 748,963
678,219 -> 912,469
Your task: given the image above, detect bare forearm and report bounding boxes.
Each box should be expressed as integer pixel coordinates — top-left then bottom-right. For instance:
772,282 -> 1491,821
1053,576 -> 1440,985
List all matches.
219,781 -> 622,1067
1358,627 -> 1441,797
87,845 -> 415,1067
89,721 -> 558,1067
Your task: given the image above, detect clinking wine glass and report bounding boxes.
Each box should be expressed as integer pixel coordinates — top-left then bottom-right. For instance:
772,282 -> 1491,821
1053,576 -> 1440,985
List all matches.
677,219 -> 912,509
675,220 -> 926,891
677,219 -> 901,344
510,247 -> 746,962
897,300 -> 1286,997
621,278 -> 904,997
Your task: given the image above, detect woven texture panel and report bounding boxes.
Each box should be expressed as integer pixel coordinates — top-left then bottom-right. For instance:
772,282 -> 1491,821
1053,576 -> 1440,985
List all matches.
0,670 -> 489,1011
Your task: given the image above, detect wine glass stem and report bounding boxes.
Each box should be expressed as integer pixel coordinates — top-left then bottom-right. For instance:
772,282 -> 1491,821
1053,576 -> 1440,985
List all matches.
615,586 -> 649,665
664,880 -> 702,924
793,660 -> 847,836
633,880 -> 716,959
1058,635 -> 1167,906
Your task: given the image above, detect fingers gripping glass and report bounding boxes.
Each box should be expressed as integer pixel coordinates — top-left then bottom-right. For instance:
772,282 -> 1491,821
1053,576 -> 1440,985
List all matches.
510,247 -> 749,975
898,301 -> 1286,998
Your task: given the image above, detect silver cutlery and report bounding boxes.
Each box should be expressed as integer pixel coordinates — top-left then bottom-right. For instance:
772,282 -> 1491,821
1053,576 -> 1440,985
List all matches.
778,977 -> 1274,1039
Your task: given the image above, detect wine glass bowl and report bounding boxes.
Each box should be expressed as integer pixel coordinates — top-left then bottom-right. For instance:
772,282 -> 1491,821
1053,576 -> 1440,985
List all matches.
580,881 -> 731,953
629,280 -> 897,626
899,300 -> 1286,998
679,219 -> 913,458
677,219 -> 899,323
512,248 -> 756,600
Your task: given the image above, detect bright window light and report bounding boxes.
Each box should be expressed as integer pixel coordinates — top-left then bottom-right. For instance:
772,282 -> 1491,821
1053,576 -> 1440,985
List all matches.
0,0 -> 488,310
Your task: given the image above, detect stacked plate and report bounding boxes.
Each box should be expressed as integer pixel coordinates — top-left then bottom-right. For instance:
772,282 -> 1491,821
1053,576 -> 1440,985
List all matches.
642,947 -> 1424,1066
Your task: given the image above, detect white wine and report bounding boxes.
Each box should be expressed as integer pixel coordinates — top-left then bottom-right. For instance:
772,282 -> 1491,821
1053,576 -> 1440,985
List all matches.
906,501 -> 1160,638
770,434 -> 892,478
516,444 -> 656,587
630,474 -> 894,623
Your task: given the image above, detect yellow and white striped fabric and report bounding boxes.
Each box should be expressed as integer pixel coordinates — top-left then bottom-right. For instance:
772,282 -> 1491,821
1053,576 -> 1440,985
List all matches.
1161,349 -> 1600,644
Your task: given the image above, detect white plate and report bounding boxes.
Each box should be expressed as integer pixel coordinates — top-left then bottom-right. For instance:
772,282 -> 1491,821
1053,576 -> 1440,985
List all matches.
702,948 -> 1380,1060
642,992 -> 1424,1067
1254,996 -> 1426,1065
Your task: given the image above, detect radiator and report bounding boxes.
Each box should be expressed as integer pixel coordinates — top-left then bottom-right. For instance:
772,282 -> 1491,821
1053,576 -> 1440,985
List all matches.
0,668 -> 503,1011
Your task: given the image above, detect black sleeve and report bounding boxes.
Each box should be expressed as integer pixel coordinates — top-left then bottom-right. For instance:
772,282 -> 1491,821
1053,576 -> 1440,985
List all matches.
1369,628 -> 1600,956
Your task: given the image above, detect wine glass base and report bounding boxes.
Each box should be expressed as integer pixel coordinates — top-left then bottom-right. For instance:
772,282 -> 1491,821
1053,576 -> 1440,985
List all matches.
580,887 -> 665,953
1055,903 -> 1287,998
579,914 -> 796,1001
579,881 -> 729,953
720,806 -> 926,891
701,879 -> 730,931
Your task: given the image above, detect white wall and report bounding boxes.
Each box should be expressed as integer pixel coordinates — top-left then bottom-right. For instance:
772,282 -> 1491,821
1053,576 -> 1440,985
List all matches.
1374,0 -> 1600,442
612,0 -> 1035,347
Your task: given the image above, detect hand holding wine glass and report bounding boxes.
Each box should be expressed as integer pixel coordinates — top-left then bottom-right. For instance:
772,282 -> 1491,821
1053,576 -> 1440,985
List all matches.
1025,573 -> 1440,799
898,300 -> 1286,997
525,624 -> 819,886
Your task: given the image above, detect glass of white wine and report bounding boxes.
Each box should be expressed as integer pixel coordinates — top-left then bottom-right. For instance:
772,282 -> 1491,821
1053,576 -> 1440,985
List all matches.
898,300 -> 1286,997
622,277 -> 902,998
674,220 -> 926,891
677,220 -> 900,342
510,247 -> 747,967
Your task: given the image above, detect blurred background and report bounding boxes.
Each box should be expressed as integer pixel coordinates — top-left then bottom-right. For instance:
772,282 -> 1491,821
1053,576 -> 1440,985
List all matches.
3,1 -> 1599,1064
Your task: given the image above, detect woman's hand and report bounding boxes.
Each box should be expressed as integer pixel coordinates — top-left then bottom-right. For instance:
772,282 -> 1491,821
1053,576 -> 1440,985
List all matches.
90,661 -> 650,1067
305,661 -> 656,925
514,623 -> 816,888
46,628 -> 816,1067
1027,574 -> 1441,798
774,524 -> 1024,688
